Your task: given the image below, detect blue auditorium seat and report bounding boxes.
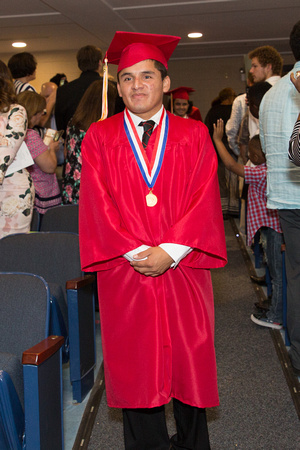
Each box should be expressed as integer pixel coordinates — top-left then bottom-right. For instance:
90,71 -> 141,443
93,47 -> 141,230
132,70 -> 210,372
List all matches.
0,232 -> 96,403
0,272 -> 64,449
40,204 -> 79,233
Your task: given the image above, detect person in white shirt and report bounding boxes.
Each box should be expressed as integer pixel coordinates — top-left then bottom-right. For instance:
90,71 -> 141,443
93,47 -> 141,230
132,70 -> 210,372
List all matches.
225,72 -> 254,157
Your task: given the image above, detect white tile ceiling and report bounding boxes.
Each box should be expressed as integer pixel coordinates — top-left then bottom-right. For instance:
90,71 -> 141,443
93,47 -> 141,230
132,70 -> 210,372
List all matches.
1,0 -> 299,59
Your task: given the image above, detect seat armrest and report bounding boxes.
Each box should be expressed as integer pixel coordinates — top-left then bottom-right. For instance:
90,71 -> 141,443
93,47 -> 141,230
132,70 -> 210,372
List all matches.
22,335 -> 64,449
22,336 -> 64,365
66,274 -> 95,290
66,274 -> 96,402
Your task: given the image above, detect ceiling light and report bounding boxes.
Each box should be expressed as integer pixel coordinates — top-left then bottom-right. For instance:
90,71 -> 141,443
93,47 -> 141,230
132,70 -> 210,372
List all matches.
12,42 -> 27,48
188,32 -> 203,39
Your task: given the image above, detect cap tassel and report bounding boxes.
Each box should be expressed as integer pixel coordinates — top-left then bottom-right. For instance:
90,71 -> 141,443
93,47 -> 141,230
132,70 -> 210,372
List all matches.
99,55 -> 108,121
170,93 -> 173,114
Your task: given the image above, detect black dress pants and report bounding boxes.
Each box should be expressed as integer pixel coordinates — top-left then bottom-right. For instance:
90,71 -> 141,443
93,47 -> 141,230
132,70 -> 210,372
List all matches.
122,398 -> 210,450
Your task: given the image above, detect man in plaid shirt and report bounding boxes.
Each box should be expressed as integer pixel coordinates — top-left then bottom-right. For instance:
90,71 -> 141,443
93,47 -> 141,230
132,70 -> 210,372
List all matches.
213,120 -> 283,329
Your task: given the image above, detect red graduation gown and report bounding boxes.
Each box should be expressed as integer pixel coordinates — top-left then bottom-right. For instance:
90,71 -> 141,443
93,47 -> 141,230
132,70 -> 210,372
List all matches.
79,110 -> 227,409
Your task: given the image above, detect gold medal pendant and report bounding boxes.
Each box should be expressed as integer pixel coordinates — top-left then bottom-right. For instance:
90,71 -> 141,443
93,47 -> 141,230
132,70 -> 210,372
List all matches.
146,191 -> 158,207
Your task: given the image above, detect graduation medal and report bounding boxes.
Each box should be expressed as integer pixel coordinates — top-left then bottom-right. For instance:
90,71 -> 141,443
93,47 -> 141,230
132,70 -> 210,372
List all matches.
124,108 -> 169,207
146,190 -> 158,207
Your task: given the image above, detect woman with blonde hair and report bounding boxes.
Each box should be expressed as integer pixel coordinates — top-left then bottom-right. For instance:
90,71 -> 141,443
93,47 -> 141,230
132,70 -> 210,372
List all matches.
17,91 -> 61,219
0,60 -> 34,238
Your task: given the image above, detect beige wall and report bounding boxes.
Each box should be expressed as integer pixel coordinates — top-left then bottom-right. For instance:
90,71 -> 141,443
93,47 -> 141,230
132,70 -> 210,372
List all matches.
2,50 -> 295,119
167,53 -> 295,120
167,56 -> 246,120
2,50 -> 81,93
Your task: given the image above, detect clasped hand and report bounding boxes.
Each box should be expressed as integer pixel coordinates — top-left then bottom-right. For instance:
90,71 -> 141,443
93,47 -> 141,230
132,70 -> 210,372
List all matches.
130,246 -> 174,277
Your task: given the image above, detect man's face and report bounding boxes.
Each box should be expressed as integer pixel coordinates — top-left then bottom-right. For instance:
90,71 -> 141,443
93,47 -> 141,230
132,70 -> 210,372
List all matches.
117,59 -> 170,120
173,99 -> 189,117
250,57 -> 270,82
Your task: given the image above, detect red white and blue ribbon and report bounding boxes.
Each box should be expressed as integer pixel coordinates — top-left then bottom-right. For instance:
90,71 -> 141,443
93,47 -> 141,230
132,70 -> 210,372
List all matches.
124,108 -> 169,189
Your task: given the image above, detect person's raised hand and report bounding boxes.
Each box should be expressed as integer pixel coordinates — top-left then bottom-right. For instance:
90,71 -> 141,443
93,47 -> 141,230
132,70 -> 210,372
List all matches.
213,119 -> 224,143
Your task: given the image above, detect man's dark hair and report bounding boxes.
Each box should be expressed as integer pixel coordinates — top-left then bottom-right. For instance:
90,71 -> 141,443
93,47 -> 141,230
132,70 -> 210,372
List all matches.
290,20 -> 300,61
76,45 -> 102,72
249,134 -> 264,158
117,59 -> 168,82
153,60 -> 168,80
218,87 -> 236,103
248,45 -> 283,76
8,52 -> 37,78
248,81 -> 272,107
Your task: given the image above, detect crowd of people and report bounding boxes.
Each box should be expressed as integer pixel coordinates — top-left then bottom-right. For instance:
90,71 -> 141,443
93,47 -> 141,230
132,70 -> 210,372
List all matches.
1,21 -> 300,449
0,45 -> 122,234
210,21 -> 300,383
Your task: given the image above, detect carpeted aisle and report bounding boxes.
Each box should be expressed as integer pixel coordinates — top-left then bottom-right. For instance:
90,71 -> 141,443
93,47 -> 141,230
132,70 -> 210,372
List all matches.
208,220 -> 300,449
87,220 -> 300,449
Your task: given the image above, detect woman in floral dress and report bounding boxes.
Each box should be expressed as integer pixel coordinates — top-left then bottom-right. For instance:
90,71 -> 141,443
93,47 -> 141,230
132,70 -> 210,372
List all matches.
62,125 -> 85,204
62,79 -> 117,204
0,60 -> 34,238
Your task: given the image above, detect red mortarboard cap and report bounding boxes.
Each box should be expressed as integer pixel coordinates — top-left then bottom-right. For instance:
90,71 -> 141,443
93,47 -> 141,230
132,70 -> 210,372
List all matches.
106,31 -> 181,72
166,87 -> 195,100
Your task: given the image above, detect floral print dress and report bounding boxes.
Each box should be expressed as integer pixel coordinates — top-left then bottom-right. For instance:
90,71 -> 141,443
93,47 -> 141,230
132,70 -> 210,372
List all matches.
0,104 -> 35,238
62,124 -> 86,204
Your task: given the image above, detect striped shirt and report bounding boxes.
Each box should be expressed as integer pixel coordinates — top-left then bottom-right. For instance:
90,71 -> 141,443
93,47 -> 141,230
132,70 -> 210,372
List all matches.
288,119 -> 300,166
14,80 -> 36,94
244,163 -> 282,246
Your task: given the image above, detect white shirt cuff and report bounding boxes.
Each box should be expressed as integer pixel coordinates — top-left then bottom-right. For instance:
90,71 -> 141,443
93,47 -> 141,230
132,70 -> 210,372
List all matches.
159,243 -> 193,269
123,245 -> 150,262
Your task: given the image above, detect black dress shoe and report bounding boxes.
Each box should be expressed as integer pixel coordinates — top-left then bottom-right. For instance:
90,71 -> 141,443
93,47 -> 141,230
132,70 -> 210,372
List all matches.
250,274 -> 266,285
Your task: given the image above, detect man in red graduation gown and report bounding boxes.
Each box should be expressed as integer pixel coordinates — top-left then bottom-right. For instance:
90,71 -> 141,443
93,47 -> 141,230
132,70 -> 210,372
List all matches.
79,31 -> 227,450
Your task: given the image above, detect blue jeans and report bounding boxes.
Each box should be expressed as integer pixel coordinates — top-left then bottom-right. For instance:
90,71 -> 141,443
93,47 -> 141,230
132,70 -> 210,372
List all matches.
260,227 -> 283,323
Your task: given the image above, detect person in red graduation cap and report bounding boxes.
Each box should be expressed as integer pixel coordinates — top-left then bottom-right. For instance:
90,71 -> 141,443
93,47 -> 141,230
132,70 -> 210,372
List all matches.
166,86 -> 203,121
79,31 -> 227,450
